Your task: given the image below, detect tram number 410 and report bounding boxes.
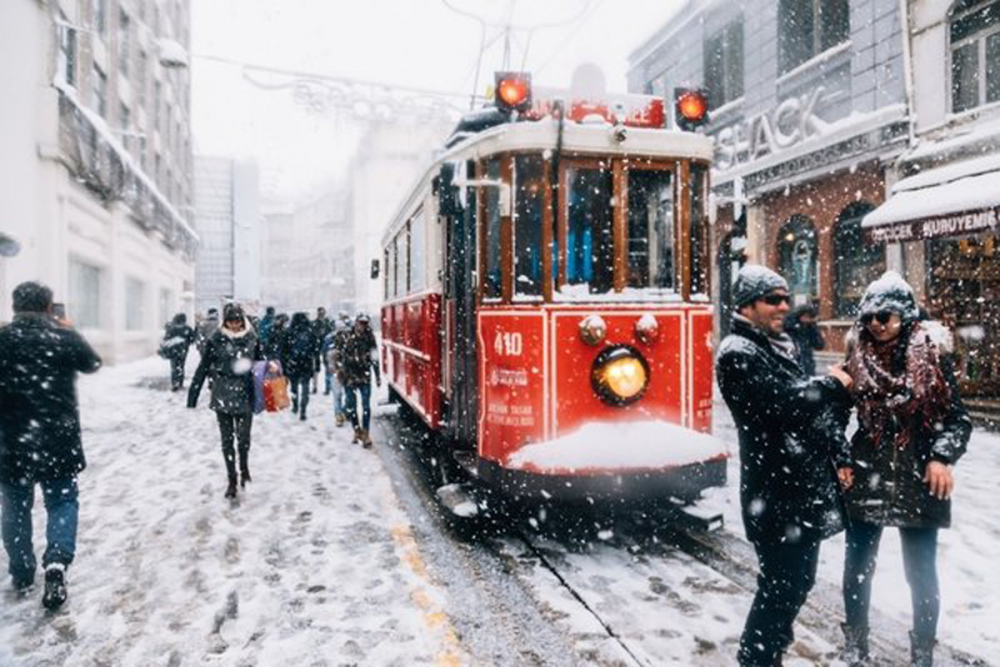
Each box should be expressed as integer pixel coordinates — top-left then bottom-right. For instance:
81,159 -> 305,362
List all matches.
493,331 -> 523,357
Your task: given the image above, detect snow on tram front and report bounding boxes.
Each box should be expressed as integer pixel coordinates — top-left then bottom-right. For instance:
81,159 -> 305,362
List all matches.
380,70 -> 728,506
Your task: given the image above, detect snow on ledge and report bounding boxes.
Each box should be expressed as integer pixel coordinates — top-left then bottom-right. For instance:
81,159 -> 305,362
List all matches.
507,420 -> 729,475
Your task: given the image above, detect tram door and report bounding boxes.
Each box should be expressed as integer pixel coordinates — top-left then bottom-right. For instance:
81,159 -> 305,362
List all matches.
440,161 -> 479,448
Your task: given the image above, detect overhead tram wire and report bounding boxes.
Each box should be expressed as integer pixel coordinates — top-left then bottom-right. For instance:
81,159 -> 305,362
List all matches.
193,53 -> 481,108
533,0 -> 610,75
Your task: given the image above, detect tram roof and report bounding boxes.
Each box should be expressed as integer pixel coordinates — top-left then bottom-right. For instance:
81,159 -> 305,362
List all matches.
382,118 -> 714,245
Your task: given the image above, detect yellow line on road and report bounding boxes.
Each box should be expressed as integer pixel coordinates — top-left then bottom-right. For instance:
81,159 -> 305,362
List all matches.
390,524 -> 466,666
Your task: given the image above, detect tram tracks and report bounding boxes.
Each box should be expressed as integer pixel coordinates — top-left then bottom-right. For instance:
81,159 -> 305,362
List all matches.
376,410 -> 991,666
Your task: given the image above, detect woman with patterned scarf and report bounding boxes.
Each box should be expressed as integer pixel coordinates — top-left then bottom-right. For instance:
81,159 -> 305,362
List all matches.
838,271 -> 971,667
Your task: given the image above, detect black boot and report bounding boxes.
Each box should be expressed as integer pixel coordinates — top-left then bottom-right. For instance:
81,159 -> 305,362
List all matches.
841,623 -> 869,665
240,468 -> 252,488
909,631 -> 934,667
42,565 -> 67,611
292,396 -> 298,414
225,479 -> 238,499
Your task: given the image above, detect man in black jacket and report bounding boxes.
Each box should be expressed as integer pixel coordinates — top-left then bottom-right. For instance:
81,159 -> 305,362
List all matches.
0,282 -> 102,610
716,266 -> 853,666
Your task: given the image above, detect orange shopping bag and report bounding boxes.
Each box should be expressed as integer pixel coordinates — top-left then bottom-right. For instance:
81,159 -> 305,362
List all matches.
264,375 -> 291,412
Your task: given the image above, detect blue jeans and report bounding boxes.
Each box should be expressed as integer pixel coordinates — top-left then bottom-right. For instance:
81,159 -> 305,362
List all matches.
0,478 -> 79,585
344,382 -> 372,431
844,520 -> 940,641
330,373 -> 345,418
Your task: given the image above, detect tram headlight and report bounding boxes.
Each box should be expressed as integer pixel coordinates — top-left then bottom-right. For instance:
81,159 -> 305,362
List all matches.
591,346 -> 650,406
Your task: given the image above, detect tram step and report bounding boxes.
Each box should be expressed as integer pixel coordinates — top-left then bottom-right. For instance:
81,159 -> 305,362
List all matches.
435,483 -> 480,518
452,450 -> 479,477
668,501 -> 724,532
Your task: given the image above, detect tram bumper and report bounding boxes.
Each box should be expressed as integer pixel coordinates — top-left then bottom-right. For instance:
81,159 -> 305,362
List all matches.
483,420 -> 729,502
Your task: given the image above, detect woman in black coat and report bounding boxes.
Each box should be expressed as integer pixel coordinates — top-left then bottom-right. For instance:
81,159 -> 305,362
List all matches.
838,272 -> 971,667
187,304 -> 263,499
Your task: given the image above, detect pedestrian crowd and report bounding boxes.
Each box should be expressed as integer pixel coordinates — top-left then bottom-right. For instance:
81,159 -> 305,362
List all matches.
0,270 -> 971,667
0,285 -> 379,611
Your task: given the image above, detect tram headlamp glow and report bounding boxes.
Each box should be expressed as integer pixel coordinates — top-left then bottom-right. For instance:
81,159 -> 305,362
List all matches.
591,346 -> 650,406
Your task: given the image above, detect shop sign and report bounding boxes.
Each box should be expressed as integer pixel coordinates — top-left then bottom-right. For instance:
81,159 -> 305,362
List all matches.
865,205 -> 1000,244
714,88 -> 826,171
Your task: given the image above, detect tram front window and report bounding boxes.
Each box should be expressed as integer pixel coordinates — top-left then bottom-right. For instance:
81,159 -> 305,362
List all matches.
627,169 -> 674,289
514,155 -> 544,297
566,166 -> 614,293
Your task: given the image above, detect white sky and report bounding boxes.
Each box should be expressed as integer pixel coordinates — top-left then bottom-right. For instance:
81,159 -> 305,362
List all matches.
190,0 -> 687,202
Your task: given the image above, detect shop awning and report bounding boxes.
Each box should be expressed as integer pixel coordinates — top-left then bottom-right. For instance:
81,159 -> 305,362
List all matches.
862,155 -> 1000,243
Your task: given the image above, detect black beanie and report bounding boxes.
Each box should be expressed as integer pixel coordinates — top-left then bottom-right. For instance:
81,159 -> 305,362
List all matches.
223,303 -> 244,322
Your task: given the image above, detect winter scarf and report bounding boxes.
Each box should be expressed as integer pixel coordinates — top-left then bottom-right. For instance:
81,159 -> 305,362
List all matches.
732,313 -> 798,364
847,321 -> 951,449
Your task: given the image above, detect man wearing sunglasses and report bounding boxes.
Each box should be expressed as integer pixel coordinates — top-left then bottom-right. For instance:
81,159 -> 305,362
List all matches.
716,265 -> 854,667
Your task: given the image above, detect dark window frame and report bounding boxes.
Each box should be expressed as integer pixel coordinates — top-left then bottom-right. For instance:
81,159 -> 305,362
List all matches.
703,17 -> 745,109
778,0 -> 850,74
833,202 -> 885,318
949,0 -> 1000,112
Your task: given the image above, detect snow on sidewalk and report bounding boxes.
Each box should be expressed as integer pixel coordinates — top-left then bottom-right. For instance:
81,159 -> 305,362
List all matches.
0,356 -> 464,666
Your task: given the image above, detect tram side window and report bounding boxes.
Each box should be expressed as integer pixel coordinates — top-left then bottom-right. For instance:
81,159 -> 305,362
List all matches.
689,164 -> 708,295
410,211 -> 425,293
483,158 -> 503,299
566,166 -> 614,293
383,249 -> 390,300
514,155 -> 544,297
627,169 -> 674,289
391,236 -> 399,298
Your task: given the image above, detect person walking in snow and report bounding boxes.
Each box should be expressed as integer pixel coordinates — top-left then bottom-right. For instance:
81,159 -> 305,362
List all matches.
281,312 -> 319,421
195,307 -> 220,357
263,312 -> 289,361
339,313 -> 380,447
161,312 -> 196,391
257,306 -> 276,349
715,265 -> 854,667
784,303 -> 825,376
837,272 -> 970,667
311,307 -> 333,394
187,303 -> 263,499
323,313 -> 352,427
0,281 -> 102,610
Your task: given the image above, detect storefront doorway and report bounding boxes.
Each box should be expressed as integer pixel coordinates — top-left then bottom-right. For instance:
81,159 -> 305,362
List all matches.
777,214 -> 818,308
928,235 -> 1000,398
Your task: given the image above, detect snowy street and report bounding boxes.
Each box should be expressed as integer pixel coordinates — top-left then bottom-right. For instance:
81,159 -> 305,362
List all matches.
2,356 -> 997,665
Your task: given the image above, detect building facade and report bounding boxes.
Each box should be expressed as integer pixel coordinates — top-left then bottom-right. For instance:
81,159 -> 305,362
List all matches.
193,157 -> 262,314
260,188 -> 354,315
0,0 -> 196,364
629,0 -> 910,351
862,0 -> 1000,409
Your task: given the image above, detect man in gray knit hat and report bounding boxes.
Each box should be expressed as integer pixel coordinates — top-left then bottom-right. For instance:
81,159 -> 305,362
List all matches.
716,264 -> 854,666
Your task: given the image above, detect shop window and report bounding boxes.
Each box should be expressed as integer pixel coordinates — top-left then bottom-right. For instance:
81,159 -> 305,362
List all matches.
514,155 -> 545,297
834,202 -> 885,318
125,276 -> 146,331
627,169 -> 674,289
483,158 -> 503,299
950,0 -> 1000,112
565,165 -> 614,293
69,259 -> 102,329
778,0 -> 850,74
777,214 -> 818,307
704,17 -> 744,109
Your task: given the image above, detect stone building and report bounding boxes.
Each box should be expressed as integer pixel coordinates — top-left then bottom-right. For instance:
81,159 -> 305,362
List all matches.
0,0 -> 196,363
628,0 -> 911,351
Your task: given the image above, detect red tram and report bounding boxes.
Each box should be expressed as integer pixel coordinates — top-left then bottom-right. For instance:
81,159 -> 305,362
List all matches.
380,73 -> 727,502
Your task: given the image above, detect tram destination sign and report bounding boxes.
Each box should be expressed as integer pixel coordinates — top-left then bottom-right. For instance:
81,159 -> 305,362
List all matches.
864,205 -> 1000,244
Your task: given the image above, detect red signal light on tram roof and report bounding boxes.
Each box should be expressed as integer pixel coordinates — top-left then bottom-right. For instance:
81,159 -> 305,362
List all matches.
674,88 -> 709,131
495,72 -> 532,114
